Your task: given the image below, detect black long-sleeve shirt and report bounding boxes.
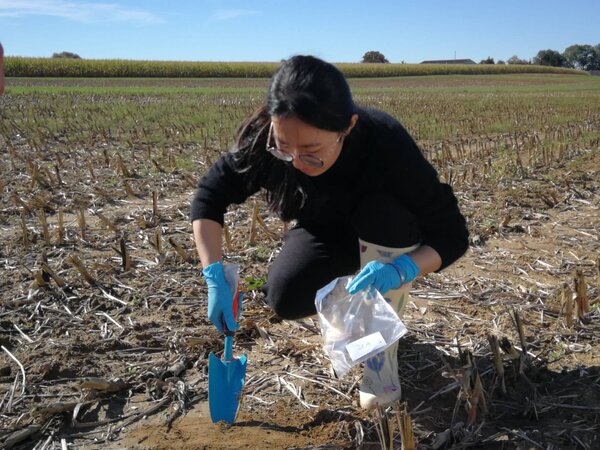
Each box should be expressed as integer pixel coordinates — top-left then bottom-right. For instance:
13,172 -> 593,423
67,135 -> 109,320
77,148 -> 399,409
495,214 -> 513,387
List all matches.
191,106 -> 469,270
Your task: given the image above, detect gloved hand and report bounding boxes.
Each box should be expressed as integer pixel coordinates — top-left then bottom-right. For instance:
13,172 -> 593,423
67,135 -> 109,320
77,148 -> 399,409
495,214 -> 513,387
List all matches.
347,254 -> 420,295
202,261 -> 240,333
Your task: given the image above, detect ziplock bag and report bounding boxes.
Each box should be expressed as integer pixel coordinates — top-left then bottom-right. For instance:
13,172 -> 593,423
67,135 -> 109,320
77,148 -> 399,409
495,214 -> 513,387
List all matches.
315,276 -> 407,378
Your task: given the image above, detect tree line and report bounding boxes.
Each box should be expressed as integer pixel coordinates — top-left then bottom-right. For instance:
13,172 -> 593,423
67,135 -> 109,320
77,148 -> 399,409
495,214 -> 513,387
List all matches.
362,44 -> 600,71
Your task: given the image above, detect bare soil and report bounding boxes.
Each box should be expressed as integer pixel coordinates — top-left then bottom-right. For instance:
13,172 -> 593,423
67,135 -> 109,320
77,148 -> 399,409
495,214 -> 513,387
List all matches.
0,109 -> 598,449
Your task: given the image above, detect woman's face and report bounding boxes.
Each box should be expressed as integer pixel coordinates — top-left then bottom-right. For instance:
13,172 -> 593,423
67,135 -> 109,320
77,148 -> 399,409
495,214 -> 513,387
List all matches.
270,115 -> 357,177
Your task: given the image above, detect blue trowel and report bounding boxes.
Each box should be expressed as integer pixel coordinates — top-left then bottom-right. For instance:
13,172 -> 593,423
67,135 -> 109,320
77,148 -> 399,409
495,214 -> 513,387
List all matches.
208,272 -> 247,424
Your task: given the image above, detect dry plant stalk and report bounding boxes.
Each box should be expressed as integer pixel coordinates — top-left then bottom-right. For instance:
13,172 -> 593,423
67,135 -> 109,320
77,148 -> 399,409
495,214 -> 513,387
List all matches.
87,161 -> 96,182
20,214 -> 30,245
78,377 -> 128,393
77,209 -> 87,239
38,210 -> 50,244
513,310 -> 528,357
487,334 -> 506,394
28,195 -> 54,212
574,270 -> 590,318
151,158 -> 166,173
152,191 -> 158,217
223,223 -> 234,252
116,153 -> 131,178
94,211 -> 120,233
562,283 -> 574,328
12,194 -> 31,214
41,262 -> 66,288
33,271 -> 48,288
256,214 -> 279,239
396,402 -> 415,450
249,201 -> 259,244
57,209 -> 64,244
68,255 -> 97,285
373,404 -> 394,450
54,164 -> 62,185
29,161 -> 39,188
119,237 -> 132,272
597,257 -> 600,301
123,180 -> 136,197
467,372 -> 487,425
182,173 -> 197,188
151,228 -> 163,254
168,237 -> 190,262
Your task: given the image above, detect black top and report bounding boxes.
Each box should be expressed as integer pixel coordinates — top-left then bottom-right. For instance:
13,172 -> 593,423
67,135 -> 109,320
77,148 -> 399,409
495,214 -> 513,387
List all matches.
191,106 -> 469,270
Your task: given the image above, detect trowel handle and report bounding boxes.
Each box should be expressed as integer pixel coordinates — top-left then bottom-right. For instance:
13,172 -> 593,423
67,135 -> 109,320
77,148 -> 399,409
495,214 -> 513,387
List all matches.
223,288 -> 242,336
223,334 -> 233,361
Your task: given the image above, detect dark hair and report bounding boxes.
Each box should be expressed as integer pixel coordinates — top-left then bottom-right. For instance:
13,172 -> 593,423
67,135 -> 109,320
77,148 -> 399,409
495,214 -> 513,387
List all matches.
232,56 -> 356,221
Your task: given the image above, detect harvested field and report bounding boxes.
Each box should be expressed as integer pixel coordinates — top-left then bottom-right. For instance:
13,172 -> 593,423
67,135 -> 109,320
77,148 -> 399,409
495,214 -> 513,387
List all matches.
0,74 -> 599,449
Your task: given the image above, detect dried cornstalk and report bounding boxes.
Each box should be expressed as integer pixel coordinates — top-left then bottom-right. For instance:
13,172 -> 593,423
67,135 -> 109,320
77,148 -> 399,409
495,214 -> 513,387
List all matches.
182,173 -> 197,188
68,255 -> 96,285
249,201 -> 259,244
77,209 -> 86,239
20,214 -> 30,245
87,161 -> 96,182
467,372 -> 487,425
396,403 -> 415,450
54,164 -> 62,185
574,270 -> 590,318
487,335 -> 506,394
597,257 -> 600,300
256,214 -> 279,240
116,153 -> 131,178
33,271 -> 48,288
12,193 -> 31,214
152,191 -> 158,217
151,158 -> 166,173
119,237 -> 132,272
151,228 -> 163,254
34,401 -> 79,417
373,404 -> 393,450
562,283 -> 574,328
513,310 -> 528,357
223,223 -> 234,252
168,237 -> 190,262
94,211 -> 120,233
57,209 -> 64,244
38,210 -> 50,243
29,161 -> 39,188
41,262 -> 66,288
499,337 -> 520,360
28,194 -> 53,211
78,377 -> 128,393
123,180 -> 136,197
2,425 -> 41,448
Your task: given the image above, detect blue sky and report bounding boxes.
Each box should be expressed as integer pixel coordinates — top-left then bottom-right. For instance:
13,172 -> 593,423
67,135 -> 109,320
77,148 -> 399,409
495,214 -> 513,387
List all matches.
0,0 -> 598,63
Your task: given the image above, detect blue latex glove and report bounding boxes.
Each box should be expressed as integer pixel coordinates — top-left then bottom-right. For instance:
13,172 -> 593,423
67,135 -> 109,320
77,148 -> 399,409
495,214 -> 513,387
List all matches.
347,254 -> 420,295
202,261 -> 240,333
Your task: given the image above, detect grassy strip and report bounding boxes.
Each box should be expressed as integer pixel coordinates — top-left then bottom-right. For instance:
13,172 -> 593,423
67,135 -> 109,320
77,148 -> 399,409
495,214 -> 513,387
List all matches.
5,57 -> 585,78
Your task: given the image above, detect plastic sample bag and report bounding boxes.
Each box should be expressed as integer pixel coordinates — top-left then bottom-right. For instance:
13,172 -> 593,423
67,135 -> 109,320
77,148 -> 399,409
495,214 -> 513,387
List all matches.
315,276 -> 407,378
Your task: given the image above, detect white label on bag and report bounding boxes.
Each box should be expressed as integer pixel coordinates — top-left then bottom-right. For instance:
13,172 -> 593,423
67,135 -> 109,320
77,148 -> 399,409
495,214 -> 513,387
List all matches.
346,332 -> 387,362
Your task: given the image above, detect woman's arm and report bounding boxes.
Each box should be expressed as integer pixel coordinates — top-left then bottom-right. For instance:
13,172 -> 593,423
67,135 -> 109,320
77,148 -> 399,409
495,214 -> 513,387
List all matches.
192,219 -> 223,268
408,245 -> 442,277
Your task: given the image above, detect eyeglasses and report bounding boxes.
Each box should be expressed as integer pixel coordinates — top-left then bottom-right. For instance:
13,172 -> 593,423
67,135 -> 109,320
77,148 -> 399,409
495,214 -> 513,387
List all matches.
266,122 -> 345,168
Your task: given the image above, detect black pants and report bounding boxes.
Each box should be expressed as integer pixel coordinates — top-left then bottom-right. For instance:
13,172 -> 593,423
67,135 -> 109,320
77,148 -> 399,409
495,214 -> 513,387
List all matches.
264,195 -> 422,319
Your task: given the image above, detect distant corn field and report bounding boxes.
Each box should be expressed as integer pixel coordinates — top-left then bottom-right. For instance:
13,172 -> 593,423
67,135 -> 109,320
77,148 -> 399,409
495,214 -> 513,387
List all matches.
4,57 -> 585,78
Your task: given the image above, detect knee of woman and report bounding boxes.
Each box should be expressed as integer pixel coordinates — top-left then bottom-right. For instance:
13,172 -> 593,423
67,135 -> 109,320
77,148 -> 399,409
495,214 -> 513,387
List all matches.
264,283 -> 313,320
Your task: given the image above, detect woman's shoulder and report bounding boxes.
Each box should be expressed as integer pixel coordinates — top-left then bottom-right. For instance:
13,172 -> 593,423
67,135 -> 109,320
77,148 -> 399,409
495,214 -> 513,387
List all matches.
356,105 -> 403,130
355,105 -> 414,151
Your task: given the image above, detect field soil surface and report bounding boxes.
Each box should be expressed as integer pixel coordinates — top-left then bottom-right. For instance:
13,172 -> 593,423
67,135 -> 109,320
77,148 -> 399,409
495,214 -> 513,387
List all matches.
0,75 -> 598,449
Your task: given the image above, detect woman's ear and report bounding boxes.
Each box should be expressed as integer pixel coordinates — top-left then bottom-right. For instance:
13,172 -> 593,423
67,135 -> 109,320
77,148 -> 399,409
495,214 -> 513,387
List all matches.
346,114 -> 359,135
